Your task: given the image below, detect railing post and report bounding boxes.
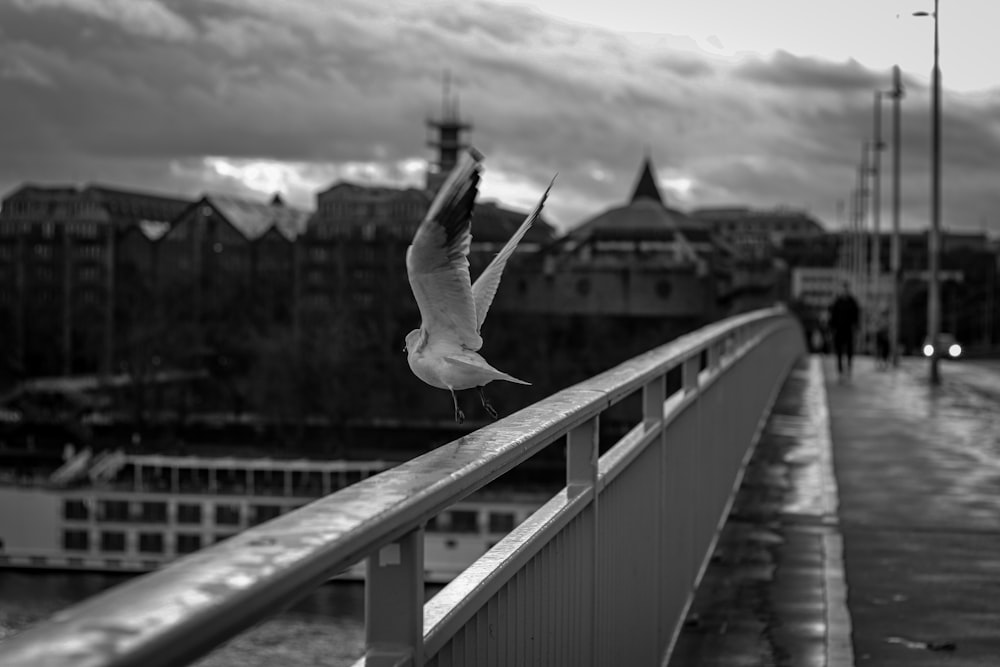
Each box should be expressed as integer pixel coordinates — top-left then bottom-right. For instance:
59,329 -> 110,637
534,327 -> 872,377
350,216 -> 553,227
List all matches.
567,417 -> 598,497
365,528 -> 425,666
567,416 -> 599,666
682,356 -> 699,395
707,341 -> 721,373
643,375 -> 666,427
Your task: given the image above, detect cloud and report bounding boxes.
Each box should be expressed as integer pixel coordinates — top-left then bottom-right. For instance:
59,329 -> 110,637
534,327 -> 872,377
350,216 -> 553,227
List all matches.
11,0 -> 196,41
0,0 -> 998,236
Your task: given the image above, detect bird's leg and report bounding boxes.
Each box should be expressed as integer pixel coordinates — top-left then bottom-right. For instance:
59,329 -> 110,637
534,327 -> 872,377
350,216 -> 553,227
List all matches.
450,388 -> 465,424
477,386 -> 499,420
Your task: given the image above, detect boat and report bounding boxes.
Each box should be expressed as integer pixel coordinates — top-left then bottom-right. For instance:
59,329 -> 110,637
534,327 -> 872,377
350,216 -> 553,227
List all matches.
0,448 -> 546,583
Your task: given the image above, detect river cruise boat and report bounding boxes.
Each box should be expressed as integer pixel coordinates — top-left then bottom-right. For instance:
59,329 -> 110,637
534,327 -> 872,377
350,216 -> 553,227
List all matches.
0,448 -> 544,583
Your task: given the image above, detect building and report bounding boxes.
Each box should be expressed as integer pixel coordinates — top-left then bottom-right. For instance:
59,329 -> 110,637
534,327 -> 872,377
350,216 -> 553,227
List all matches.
692,206 -> 825,259
499,156 -> 731,320
0,185 -> 192,381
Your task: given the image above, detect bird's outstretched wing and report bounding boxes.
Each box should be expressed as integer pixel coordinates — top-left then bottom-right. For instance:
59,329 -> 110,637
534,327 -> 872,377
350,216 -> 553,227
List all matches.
471,175 -> 555,333
406,148 -> 485,351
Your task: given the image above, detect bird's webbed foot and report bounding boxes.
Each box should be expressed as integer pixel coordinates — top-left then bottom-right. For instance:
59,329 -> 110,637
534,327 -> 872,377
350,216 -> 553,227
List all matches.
450,389 -> 465,424
477,386 -> 499,420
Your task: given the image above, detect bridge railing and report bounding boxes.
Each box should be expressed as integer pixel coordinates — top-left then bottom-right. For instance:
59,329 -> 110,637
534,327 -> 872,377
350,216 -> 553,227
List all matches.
0,306 -> 805,667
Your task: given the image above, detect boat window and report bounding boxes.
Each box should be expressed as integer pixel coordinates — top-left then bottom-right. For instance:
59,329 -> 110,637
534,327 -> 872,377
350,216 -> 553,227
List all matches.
291,471 -> 323,496
176,503 -> 202,524
449,510 -> 479,534
138,502 -> 167,523
253,470 -> 285,496
63,529 -> 89,551
250,504 -> 283,525
216,470 -> 248,495
176,533 -> 201,554
140,467 -> 171,493
215,504 -> 241,526
63,499 -> 89,521
97,500 -> 129,522
100,531 -> 126,552
488,512 -> 516,534
138,532 -> 164,554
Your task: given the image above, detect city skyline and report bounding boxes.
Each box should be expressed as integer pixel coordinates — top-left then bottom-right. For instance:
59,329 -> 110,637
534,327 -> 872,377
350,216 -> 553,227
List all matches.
1,0 -> 999,233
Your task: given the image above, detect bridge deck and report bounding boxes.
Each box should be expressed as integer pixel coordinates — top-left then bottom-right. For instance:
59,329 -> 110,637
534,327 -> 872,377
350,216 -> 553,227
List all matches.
670,354 -> 1000,667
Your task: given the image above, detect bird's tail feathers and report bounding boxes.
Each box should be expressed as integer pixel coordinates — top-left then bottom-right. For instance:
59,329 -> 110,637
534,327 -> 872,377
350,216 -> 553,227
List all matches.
495,371 -> 531,386
443,355 -> 531,385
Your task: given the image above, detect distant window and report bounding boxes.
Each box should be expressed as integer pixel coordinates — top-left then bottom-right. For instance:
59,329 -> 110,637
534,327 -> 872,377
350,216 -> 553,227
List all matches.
176,533 -> 201,554
138,502 -> 167,523
656,280 -> 672,299
98,500 -> 129,521
138,532 -> 164,554
100,531 -> 126,552
449,510 -> 480,534
176,503 -> 202,524
215,504 -> 241,526
576,278 -> 590,296
250,504 -> 282,526
488,512 -> 516,534
63,530 -> 90,551
63,499 -> 89,520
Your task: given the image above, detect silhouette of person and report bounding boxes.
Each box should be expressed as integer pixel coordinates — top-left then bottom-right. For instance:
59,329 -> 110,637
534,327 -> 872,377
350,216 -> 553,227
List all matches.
828,282 -> 860,376
875,309 -> 891,370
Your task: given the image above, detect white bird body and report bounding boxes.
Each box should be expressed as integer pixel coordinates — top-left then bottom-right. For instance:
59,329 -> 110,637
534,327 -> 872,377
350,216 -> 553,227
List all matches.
406,339 -> 528,392
403,148 -> 553,422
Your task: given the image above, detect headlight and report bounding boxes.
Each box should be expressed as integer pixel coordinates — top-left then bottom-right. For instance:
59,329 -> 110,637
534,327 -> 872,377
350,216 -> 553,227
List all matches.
948,343 -> 961,358
923,344 -> 934,357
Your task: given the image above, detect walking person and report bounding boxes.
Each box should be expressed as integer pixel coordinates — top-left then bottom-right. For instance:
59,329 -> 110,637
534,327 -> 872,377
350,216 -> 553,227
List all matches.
828,282 -> 860,377
875,309 -> 891,370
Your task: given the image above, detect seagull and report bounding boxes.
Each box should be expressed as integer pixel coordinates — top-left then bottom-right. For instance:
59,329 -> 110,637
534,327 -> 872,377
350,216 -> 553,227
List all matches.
404,148 -> 554,423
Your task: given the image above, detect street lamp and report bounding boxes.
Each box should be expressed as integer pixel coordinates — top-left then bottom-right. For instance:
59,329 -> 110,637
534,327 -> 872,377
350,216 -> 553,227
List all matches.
915,0 -> 942,384
888,66 -> 905,367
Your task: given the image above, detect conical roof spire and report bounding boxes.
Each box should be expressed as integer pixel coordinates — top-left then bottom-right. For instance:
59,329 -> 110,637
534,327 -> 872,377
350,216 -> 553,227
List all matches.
630,154 -> 664,204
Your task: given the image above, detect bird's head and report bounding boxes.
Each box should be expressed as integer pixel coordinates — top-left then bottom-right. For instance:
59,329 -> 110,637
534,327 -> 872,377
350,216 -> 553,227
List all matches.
404,329 -> 423,354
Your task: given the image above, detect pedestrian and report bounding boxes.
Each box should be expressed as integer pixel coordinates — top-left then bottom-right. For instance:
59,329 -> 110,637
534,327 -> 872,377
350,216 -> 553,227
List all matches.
828,282 -> 860,377
875,309 -> 890,370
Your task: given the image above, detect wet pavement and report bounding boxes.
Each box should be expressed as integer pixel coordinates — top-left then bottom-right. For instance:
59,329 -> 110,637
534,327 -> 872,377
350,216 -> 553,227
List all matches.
669,354 -> 1000,667
669,356 -> 850,667
828,357 -> 1000,666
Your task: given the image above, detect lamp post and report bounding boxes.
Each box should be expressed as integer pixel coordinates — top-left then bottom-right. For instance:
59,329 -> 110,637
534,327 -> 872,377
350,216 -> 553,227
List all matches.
872,92 -> 884,351
858,142 -> 871,351
888,65 -> 905,366
915,0 -> 941,384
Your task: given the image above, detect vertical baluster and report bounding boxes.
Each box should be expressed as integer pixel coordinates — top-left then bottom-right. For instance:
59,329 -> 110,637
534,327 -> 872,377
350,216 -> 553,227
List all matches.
682,356 -> 699,396
365,528 -> 425,666
567,416 -> 599,665
643,374 -> 666,427
707,341 -> 721,373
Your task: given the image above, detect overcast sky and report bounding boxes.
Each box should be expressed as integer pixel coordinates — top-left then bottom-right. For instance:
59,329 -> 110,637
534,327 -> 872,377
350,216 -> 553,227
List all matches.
2,0 -> 999,234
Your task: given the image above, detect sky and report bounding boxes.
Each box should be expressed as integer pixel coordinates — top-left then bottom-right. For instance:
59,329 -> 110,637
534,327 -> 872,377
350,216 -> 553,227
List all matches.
1,0 -> 999,234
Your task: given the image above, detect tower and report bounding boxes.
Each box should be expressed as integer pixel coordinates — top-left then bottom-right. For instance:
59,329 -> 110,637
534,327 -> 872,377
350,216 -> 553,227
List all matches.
425,70 -> 472,195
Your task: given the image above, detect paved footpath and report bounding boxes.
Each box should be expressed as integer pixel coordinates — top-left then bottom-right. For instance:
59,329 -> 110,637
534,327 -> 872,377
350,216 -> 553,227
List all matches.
670,354 -> 1000,666
670,355 -> 851,667
828,356 -> 1000,666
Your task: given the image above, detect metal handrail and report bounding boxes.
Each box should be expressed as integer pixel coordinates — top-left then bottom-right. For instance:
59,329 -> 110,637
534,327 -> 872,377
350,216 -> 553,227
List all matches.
0,306 -> 802,667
